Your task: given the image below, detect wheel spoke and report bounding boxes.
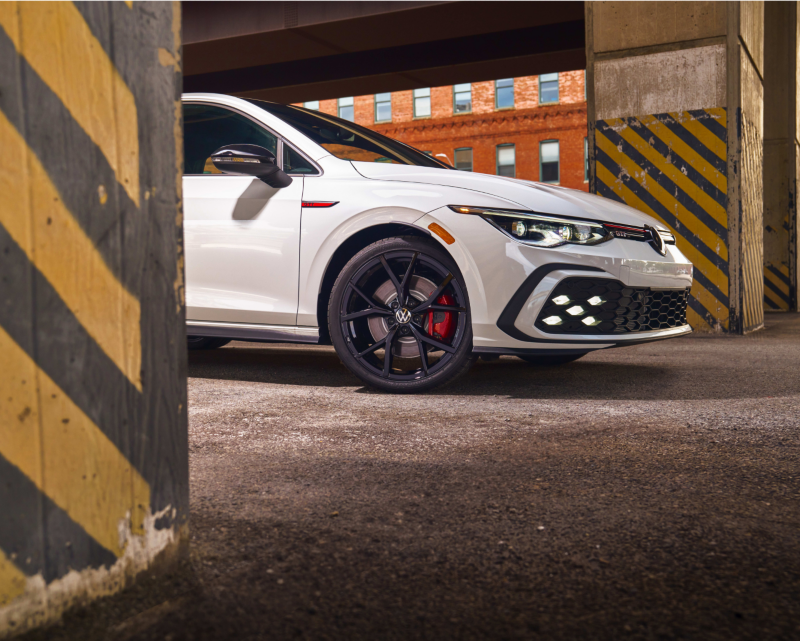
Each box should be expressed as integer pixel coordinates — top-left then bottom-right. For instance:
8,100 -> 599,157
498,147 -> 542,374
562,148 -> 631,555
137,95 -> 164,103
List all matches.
409,324 -> 456,354
349,282 -> 387,310
398,251 -> 419,305
357,335 -> 387,359
379,255 -> 404,302
382,327 -> 398,377
413,333 -> 429,375
410,273 -> 454,313
341,307 -> 392,322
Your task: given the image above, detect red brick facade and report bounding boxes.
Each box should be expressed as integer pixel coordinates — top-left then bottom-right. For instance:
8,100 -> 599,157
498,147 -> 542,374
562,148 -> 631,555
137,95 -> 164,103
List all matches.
297,71 -> 589,191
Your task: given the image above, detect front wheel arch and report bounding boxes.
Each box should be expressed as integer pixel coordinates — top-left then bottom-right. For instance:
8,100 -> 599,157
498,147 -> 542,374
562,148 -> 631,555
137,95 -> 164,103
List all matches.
316,223 -> 442,344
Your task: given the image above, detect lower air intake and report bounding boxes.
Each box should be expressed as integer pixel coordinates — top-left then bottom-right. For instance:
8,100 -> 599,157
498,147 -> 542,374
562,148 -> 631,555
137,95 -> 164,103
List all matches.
534,277 -> 689,335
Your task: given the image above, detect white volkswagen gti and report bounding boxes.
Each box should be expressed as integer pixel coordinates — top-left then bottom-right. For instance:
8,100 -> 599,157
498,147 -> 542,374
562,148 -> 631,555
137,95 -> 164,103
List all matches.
183,94 -> 693,392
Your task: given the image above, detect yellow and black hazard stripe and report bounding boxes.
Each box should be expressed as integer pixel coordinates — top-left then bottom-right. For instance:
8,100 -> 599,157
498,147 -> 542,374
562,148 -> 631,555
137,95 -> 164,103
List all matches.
764,263 -> 791,310
595,108 -> 730,331
0,1 -> 185,609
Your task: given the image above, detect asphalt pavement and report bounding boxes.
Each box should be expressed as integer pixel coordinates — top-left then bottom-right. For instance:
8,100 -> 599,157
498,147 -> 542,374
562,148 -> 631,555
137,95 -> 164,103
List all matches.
25,313 -> 800,641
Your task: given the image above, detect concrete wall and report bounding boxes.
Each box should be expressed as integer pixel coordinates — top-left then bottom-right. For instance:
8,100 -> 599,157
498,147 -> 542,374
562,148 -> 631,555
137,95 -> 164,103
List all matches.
587,1 -> 766,333
0,2 -> 187,636
762,1 -> 798,311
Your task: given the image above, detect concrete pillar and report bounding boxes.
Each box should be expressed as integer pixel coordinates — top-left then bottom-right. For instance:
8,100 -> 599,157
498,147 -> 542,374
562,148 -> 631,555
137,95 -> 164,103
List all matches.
586,1 -> 765,333
763,2 -> 798,311
0,2 -> 187,636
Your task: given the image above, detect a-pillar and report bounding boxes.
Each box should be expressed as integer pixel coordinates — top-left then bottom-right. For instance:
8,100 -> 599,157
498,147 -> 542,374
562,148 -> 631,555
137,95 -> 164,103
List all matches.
763,2 -> 799,312
586,1 -> 765,333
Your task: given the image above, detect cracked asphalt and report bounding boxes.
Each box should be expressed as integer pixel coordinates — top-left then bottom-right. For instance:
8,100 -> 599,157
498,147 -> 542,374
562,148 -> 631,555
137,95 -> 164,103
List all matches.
26,313 -> 800,641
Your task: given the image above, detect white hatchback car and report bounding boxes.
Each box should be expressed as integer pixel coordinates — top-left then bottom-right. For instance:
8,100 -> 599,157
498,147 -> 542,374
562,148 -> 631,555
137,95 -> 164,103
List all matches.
183,94 -> 693,392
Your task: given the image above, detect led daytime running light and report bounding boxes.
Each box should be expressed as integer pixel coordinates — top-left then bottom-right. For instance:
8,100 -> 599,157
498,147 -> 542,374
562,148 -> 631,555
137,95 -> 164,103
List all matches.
448,205 -> 612,248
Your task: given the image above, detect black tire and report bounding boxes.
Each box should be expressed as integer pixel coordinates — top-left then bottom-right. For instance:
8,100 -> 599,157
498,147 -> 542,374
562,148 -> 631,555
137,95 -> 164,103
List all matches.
187,336 -> 232,351
329,236 -> 475,393
517,353 -> 587,366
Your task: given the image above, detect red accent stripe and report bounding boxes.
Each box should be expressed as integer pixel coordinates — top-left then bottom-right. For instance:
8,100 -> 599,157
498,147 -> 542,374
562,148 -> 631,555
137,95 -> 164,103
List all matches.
605,223 -> 644,232
302,201 -> 338,208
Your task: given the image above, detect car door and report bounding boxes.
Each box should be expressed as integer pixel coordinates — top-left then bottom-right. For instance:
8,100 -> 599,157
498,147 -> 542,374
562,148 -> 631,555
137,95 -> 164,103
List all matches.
183,103 -> 302,327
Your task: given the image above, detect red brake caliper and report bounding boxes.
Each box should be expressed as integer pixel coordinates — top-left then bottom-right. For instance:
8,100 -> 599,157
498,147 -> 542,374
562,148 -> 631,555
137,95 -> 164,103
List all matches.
427,294 -> 456,342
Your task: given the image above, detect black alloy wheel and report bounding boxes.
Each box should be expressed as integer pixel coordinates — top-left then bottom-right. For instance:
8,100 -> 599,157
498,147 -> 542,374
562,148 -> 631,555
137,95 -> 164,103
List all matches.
329,237 -> 475,393
187,336 -> 232,351
517,353 -> 587,366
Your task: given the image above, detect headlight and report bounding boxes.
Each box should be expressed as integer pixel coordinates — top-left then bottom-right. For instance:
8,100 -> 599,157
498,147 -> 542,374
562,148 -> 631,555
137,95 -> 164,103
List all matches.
449,206 -> 612,248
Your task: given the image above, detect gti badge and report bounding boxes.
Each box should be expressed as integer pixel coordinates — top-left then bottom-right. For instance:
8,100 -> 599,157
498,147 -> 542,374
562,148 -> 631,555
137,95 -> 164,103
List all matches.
644,224 -> 667,256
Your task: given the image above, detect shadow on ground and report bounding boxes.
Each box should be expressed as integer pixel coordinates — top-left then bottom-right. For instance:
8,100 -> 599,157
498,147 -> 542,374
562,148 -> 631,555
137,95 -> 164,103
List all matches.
187,312 -> 800,401
21,314 -> 800,641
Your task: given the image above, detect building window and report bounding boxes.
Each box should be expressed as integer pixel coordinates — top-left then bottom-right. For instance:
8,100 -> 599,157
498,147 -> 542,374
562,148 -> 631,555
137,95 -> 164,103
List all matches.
584,137 -> 589,182
304,101 -> 319,110
453,83 -> 471,114
375,93 -> 392,123
496,144 -> 515,177
338,97 -> 354,121
539,73 -> 559,104
495,78 -> 514,109
540,140 -> 559,183
413,88 -> 431,118
455,148 -> 473,171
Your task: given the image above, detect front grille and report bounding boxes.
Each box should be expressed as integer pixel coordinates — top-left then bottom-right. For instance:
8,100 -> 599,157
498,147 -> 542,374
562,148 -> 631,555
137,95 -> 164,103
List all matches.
534,277 -> 689,335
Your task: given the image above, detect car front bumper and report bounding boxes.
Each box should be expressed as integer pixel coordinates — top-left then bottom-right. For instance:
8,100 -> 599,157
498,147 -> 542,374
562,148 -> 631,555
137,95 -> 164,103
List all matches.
416,208 -> 694,354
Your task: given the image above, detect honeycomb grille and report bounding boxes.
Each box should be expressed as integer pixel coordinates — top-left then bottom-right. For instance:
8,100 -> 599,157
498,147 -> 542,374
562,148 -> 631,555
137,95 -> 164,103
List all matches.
534,277 -> 689,335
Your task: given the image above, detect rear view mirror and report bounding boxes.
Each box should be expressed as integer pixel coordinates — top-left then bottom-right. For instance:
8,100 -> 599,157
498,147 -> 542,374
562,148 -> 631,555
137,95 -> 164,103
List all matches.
210,144 -> 293,188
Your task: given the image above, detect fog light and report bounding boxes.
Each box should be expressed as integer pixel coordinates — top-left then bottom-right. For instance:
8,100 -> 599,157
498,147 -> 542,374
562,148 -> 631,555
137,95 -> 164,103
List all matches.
552,295 -> 570,305
543,316 -> 562,325
587,296 -> 604,306
582,316 -> 601,326
566,305 -> 584,316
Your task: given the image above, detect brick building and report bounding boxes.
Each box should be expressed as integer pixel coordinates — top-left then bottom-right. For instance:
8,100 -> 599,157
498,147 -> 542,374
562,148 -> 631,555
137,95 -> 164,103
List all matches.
296,71 -> 589,191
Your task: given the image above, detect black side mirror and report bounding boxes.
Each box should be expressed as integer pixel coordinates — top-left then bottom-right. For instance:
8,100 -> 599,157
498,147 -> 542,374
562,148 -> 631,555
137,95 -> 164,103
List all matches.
210,144 -> 293,188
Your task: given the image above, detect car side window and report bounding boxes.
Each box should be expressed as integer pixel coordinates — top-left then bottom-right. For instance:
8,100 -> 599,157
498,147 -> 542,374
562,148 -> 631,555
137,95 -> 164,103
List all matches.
283,144 -> 318,174
183,104 -> 278,175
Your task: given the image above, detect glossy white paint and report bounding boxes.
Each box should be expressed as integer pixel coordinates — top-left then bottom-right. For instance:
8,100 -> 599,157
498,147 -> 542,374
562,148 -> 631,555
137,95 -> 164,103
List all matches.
182,93 -> 695,352
184,174 -> 303,325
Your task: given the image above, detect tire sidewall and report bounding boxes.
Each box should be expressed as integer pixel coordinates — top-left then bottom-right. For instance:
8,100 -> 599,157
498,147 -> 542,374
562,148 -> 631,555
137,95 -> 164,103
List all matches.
329,236 -> 474,393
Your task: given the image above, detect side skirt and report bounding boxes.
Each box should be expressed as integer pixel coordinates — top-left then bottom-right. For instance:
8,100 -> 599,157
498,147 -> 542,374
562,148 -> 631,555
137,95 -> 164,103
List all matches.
186,321 -> 319,344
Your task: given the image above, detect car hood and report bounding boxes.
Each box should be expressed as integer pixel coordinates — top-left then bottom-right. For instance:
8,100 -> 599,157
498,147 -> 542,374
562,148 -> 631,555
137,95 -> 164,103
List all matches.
351,162 -> 664,229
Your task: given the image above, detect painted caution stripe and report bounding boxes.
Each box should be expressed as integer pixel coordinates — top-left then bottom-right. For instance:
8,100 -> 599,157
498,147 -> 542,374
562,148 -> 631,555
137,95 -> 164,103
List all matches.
0,1 -> 156,602
0,110 -> 142,391
764,263 -> 791,310
0,326 -> 150,557
596,108 -> 730,331
0,26 -> 141,295
0,452 -> 117,600
0,550 -> 25,607
0,1 -> 140,207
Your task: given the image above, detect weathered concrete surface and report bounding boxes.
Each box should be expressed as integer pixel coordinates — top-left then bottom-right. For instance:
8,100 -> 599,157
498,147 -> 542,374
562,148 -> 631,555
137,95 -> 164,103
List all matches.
0,2 -> 186,637
19,313 -> 800,640
594,45 -> 726,120
591,1 -> 726,54
762,1 -> 798,311
587,1 -> 766,333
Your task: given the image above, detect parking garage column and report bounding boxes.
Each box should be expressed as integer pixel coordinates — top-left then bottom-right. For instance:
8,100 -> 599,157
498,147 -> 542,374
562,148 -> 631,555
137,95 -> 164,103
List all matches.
763,2 -> 799,312
0,1 -> 187,635
586,1 -> 765,333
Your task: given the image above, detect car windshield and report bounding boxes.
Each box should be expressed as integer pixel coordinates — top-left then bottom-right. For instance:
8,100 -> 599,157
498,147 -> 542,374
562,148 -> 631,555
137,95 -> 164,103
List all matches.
246,100 -> 453,169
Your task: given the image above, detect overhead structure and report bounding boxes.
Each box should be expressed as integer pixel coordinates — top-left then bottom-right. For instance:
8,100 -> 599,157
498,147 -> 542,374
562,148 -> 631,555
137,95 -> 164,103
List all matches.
182,1 -> 586,104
